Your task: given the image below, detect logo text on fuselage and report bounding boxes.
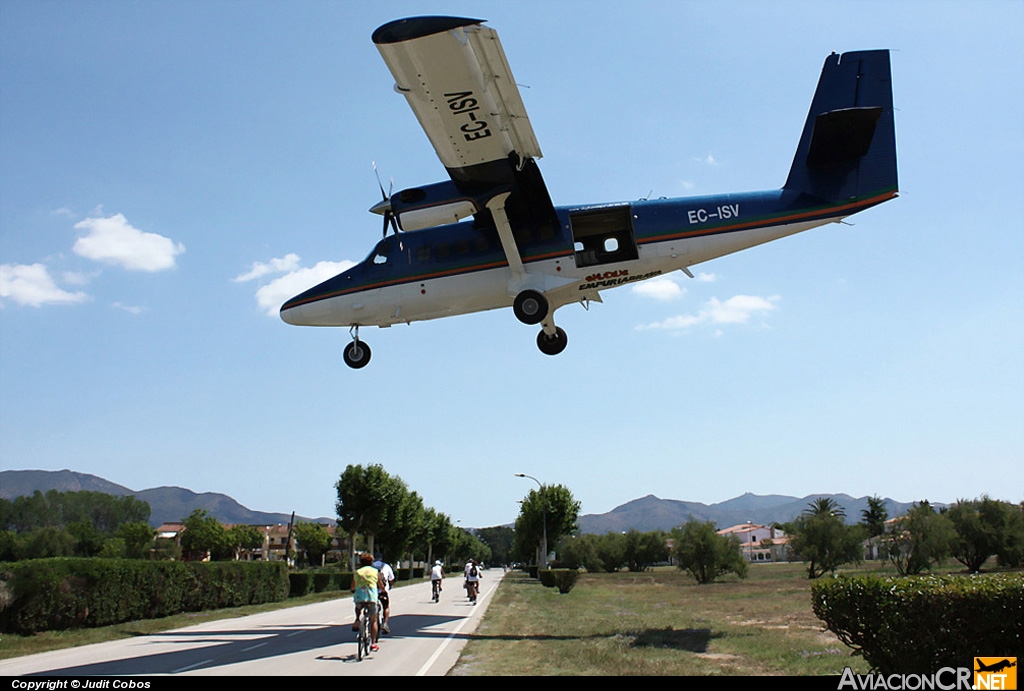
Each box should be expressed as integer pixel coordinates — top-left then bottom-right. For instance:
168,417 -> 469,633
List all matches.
688,204 -> 740,224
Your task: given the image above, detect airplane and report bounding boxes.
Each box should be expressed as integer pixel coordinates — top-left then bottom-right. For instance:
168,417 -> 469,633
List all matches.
281,16 -> 898,369
976,659 -> 1017,674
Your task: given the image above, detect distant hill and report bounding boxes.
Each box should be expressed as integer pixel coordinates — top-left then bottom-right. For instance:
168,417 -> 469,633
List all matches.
0,469 -> 330,527
578,492 -> 917,533
2,469 -> 918,532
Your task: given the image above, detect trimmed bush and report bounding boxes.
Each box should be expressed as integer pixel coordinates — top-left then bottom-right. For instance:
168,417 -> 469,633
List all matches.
0,558 -> 289,634
539,568 -> 580,594
288,572 -> 311,597
811,573 -> 1024,673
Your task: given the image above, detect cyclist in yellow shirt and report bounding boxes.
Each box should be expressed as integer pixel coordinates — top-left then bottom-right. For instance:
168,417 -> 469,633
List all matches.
351,552 -> 383,651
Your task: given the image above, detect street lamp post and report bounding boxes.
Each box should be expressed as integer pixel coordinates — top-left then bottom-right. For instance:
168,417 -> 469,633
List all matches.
515,473 -> 548,567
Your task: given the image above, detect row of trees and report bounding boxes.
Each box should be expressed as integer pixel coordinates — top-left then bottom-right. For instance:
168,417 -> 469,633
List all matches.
0,490 -> 154,561
783,495 -> 1024,578
555,523 -> 747,584
557,530 -> 669,573
335,464 -> 491,570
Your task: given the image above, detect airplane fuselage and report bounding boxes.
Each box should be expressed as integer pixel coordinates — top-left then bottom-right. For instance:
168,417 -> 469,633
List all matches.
280,186 -> 894,329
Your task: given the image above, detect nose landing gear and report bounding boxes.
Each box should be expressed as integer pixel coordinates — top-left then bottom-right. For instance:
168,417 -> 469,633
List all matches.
537,326 -> 568,355
343,326 -> 372,369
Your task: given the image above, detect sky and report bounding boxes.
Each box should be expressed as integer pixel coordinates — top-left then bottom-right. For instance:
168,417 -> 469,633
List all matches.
1,0 -> 1022,528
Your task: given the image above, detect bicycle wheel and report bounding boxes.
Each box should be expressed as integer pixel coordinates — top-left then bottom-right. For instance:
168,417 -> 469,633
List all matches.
356,608 -> 368,661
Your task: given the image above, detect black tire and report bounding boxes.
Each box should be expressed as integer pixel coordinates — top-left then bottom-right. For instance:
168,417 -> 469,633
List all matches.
343,341 -> 372,369
513,290 -> 548,325
357,613 -> 366,661
537,327 -> 568,356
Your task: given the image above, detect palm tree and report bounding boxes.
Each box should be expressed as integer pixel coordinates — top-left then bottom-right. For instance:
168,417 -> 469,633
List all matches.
804,497 -> 846,519
860,496 -> 889,538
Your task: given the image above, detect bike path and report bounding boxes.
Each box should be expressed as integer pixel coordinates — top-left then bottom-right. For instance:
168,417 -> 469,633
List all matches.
0,569 -> 504,677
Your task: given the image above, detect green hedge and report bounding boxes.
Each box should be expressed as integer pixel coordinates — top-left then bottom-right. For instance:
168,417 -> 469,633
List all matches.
0,558 -> 289,634
811,573 -> 1024,673
289,569 -> 354,596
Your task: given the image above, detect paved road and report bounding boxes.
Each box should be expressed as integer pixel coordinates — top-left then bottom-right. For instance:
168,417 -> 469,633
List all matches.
0,570 -> 502,676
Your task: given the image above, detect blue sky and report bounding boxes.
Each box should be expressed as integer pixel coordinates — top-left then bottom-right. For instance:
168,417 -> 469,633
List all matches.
2,0 -> 1021,528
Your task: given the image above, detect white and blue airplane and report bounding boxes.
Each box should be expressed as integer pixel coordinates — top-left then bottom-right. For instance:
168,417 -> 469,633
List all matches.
281,16 -> 898,368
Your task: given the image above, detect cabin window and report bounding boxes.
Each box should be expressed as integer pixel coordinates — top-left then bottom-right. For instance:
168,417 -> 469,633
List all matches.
569,206 -> 639,268
371,241 -> 389,265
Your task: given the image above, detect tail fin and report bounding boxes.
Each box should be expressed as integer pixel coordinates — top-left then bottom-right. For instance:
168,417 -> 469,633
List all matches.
784,50 -> 898,204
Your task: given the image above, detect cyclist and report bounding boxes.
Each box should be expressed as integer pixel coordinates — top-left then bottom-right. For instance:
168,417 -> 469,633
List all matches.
351,552 -> 382,651
430,560 -> 444,601
464,559 -> 481,604
372,555 -> 396,634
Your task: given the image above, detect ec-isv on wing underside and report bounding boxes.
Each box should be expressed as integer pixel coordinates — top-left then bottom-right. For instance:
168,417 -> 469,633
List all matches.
280,16 -> 898,369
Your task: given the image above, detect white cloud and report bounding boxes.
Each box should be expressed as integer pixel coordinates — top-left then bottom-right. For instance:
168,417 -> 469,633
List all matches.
73,213 -> 185,271
632,276 -> 686,301
233,253 -> 302,282
693,153 -> 718,166
693,272 -> 717,283
0,263 -> 89,307
112,302 -> 145,315
253,259 -> 355,316
638,294 -> 780,331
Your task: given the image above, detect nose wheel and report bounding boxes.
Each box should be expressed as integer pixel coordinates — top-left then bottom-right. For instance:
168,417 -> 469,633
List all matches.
537,326 -> 568,356
343,327 -> 372,369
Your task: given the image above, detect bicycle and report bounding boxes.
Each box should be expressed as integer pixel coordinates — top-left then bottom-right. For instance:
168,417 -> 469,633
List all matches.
355,602 -> 377,661
431,579 -> 442,602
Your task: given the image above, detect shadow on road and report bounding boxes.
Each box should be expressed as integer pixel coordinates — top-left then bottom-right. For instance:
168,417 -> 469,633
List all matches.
28,612 -> 486,676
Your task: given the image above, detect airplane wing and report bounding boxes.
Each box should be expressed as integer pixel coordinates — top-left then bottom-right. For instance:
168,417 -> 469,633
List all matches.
372,16 -> 558,266
373,16 -> 542,184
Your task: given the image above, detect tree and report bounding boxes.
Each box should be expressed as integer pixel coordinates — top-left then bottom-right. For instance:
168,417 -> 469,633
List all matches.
415,508 -> 455,568
623,529 -> 669,572
117,521 -> 155,559
180,509 -> 229,561
946,496 -> 1024,572
450,527 -> 491,565
672,520 -> 748,584
514,483 -> 580,565
375,488 -> 424,565
883,501 -> 955,575
860,495 -> 889,538
293,523 -> 332,567
593,532 -> 627,572
476,526 -> 515,566
335,464 -> 407,569
225,524 -> 264,561
789,499 -> 863,578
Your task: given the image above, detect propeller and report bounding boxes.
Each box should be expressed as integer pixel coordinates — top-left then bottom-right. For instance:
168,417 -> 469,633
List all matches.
371,162 -> 400,239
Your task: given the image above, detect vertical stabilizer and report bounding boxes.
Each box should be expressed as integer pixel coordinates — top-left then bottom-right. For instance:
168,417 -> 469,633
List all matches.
784,50 -> 898,203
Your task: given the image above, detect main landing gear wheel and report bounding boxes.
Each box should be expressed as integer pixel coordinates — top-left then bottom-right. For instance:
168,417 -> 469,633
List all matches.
513,290 -> 549,325
537,327 -> 568,356
343,340 -> 371,369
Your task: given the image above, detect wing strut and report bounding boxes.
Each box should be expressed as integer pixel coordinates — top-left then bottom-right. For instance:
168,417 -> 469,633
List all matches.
486,193 -> 525,282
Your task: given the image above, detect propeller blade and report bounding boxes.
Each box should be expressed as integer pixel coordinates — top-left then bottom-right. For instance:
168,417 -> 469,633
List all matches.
372,161 -> 388,201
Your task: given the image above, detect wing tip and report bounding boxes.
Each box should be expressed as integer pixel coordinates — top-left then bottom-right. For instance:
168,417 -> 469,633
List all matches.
372,16 -> 486,45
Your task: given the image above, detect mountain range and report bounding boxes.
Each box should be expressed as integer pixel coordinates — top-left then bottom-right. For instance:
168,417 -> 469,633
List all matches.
0,469 -> 330,527
0,469 -> 916,531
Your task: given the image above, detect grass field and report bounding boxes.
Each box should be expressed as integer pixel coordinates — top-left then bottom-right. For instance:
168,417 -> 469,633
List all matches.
450,562 -> 875,676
